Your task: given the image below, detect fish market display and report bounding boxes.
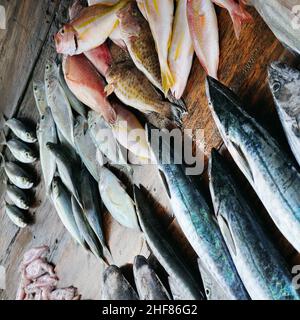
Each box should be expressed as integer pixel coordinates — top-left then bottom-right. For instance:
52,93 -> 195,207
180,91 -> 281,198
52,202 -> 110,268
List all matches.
6,184 -> 30,210
268,62 -> 300,166
209,149 -> 299,300
5,203 -> 30,228
99,167 -> 139,229
5,118 -> 37,143
63,54 -> 117,124
134,185 -> 204,300
206,76 -> 300,253
133,255 -> 171,300
169,0 -> 194,99
16,246 -> 81,300
146,125 -> 249,300
243,0 -> 300,55
102,265 -> 139,300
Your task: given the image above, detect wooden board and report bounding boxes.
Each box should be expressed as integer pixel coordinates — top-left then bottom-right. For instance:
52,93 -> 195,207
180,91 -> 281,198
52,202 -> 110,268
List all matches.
0,1 -> 299,300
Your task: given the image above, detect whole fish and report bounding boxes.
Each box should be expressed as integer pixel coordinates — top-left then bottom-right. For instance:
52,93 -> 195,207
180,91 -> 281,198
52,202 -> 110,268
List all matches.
63,54 -> 116,124
84,43 -> 112,77
87,111 -> 128,166
146,125 -> 249,300
37,108 -> 58,193
142,0 -> 175,94
105,60 -> 185,128
5,118 -> 37,144
44,61 -> 74,146
58,66 -> 87,118
209,149 -> 299,300
242,0 -> 300,55
212,0 -> 252,39
5,203 -> 30,228
3,162 -> 35,189
133,255 -> 171,300
206,76 -> 300,253
74,116 -> 101,181
51,176 -> 87,248
268,62 -> 300,167
187,0 -> 219,79
98,167 -> 139,229
5,139 -> 37,164
33,81 -> 47,116
71,196 -> 105,261
55,0 -> 130,55
102,265 -> 139,300
7,184 -> 30,210
80,168 -> 113,263
117,2 -> 162,92
169,0 -> 194,100
134,185 -> 204,300
46,143 -> 81,202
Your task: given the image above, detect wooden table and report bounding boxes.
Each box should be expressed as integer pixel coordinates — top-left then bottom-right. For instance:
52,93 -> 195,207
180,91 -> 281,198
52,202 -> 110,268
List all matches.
0,0 -> 299,300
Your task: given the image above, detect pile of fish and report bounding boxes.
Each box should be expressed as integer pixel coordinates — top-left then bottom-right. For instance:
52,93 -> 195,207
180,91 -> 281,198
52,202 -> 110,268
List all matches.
1,116 -> 38,228
16,246 -> 81,300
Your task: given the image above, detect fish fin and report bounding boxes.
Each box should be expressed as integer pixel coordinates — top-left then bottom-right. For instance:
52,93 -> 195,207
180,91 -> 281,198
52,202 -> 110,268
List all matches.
104,83 -> 115,96
161,65 -> 175,97
230,5 -> 253,39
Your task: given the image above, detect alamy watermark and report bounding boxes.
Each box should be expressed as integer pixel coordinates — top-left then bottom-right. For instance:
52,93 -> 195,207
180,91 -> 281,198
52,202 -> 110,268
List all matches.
0,5 -> 5,30
292,5 -> 300,30
292,265 -> 300,290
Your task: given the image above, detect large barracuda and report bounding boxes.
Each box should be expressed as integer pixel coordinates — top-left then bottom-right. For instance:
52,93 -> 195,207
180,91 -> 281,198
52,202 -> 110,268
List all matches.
242,0 -> 300,55
146,125 -> 249,300
134,185 -> 205,300
206,76 -> 300,253
209,149 -> 300,300
268,62 -> 300,167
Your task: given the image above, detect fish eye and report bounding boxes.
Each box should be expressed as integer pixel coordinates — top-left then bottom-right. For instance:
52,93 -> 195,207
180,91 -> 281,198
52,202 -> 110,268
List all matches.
272,81 -> 281,92
61,29 -> 65,35
206,288 -> 210,296
25,152 -> 29,157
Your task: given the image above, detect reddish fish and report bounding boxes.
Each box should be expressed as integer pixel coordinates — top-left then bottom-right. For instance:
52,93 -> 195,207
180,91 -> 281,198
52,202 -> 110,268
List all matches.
187,0 -> 219,79
63,54 -> 116,124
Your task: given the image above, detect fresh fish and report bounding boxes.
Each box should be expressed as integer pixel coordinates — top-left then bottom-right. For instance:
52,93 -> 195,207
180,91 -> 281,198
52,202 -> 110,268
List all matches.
98,167 -> 139,229
212,0 -> 252,39
242,0 -> 300,55
44,61 -> 74,146
187,0 -> 219,78
87,111 -> 128,165
3,162 -> 35,189
209,149 -> 299,300
71,196 -> 105,262
63,54 -> 116,124
105,60 -> 185,128
133,255 -> 171,300
55,0 -> 130,55
146,125 -> 249,300
74,116 -> 101,181
268,62 -> 300,167
58,66 -> 87,118
102,265 -> 139,300
169,0 -> 194,99
84,43 -> 112,77
46,143 -> 81,202
117,2 -> 162,92
142,0 -> 175,94
37,108 -> 58,193
51,176 -> 86,248
206,76 -> 300,253
5,139 -> 37,164
134,185 -> 204,300
33,81 -> 47,116
5,203 -> 30,228
5,118 -> 37,144
7,184 -> 30,210
80,168 -> 113,263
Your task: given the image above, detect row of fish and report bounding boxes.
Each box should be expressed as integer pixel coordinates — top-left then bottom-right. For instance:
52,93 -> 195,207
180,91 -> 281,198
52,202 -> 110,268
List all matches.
1,117 -> 39,228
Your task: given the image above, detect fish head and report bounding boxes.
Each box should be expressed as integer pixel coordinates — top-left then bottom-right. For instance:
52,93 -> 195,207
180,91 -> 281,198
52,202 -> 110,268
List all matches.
268,62 -> 300,116
117,2 -> 142,38
54,24 -> 78,55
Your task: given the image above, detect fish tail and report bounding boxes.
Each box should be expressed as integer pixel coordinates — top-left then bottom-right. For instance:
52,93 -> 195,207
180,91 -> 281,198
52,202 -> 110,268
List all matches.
161,64 -> 175,97
230,4 -> 253,39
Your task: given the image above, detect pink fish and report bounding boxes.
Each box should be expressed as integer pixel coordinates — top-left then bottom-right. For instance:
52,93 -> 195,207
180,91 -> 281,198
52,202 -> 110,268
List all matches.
212,0 -> 252,39
187,0 -> 219,79
63,54 -> 116,124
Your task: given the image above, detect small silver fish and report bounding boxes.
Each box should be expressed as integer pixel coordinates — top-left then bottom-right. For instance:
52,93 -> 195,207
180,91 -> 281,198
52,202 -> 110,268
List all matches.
33,81 -> 47,116
5,203 -> 30,228
7,184 -> 30,210
6,139 -> 37,164
4,162 -> 35,189
5,118 -> 37,143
